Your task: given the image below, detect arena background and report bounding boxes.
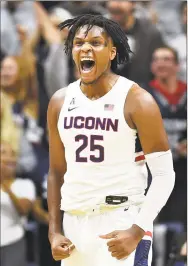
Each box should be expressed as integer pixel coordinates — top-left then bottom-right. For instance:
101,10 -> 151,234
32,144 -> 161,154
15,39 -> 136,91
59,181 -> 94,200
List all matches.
0,1 -> 187,266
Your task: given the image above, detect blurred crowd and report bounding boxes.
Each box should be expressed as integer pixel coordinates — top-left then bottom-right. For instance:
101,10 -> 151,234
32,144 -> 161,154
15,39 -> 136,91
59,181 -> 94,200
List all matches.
0,1 -> 187,266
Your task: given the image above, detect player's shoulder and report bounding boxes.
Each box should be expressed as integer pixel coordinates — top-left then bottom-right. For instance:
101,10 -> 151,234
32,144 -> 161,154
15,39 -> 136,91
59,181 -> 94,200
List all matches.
48,80 -> 80,118
130,83 -> 154,100
47,87 -> 67,120
127,83 -> 159,113
52,87 -> 67,101
118,75 -> 152,102
51,79 -> 80,101
118,75 -> 135,87
49,87 -> 67,108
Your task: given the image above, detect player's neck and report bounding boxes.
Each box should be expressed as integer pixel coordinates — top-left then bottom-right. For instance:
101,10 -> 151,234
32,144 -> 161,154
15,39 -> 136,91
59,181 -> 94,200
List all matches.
156,76 -> 178,94
80,72 -> 119,100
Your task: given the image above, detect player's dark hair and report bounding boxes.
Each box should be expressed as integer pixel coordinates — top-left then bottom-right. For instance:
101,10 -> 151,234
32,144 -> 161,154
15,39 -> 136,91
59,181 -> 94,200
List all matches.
59,14 -> 132,72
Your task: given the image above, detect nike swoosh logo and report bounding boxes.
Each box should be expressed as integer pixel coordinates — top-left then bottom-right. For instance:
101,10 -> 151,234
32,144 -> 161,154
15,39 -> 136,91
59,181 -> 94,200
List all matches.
68,107 -> 79,112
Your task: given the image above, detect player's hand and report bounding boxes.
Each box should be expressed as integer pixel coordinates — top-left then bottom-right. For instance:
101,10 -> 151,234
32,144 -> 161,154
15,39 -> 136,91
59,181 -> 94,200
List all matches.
99,225 -> 145,260
51,233 -> 75,261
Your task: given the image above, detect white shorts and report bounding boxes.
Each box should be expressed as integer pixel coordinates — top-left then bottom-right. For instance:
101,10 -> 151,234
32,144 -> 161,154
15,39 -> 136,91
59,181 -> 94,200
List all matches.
62,206 -> 153,266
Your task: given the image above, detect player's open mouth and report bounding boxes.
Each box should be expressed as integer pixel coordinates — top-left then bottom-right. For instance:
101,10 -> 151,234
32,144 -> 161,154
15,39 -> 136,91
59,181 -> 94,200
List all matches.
80,58 -> 95,73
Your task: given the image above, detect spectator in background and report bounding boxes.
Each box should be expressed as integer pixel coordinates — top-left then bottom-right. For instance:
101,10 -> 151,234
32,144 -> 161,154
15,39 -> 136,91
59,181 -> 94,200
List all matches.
34,2 -> 73,99
107,1 -> 164,84
0,55 -> 38,177
135,1 -> 158,25
152,0 -> 182,44
1,55 -> 38,120
144,46 -> 187,226
61,1 -> 107,16
0,92 -> 21,155
33,166 -> 60,266
1,1 -> 37,56
170,1 -> 187,83
0,142 -> 36,266
0,23 -> 39,121
0,26 -> 45,180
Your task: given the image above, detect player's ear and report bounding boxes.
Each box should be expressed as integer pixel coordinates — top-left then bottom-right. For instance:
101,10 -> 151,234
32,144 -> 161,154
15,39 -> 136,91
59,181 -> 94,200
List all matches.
110,47 -> 116,61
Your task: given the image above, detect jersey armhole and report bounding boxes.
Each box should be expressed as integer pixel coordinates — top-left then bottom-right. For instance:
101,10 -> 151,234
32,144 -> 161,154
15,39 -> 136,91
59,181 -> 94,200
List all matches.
122,84 -> 137,133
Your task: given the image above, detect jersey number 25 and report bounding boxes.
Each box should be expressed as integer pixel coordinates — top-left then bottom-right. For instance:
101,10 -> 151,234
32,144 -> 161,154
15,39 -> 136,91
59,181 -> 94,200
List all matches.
75,134 -> 104,163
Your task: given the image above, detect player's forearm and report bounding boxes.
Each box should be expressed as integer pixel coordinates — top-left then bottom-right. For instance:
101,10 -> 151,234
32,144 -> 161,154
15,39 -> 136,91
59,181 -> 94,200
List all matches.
47,171 -> 63,243
134,150 -> 175,232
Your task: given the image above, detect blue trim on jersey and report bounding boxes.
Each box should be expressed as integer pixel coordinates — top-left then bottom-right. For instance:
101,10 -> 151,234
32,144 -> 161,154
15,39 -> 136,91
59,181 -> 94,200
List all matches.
135,133 -> 143,153
134,239 -> 151,266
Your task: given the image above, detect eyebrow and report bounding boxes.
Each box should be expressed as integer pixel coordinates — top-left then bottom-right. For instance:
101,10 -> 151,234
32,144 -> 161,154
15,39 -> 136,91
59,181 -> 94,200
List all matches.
74,36 -> 104,41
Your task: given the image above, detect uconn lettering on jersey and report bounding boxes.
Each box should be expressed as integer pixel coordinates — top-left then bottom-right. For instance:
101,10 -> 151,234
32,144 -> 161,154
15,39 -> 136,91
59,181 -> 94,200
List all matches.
64,116 -> 119,132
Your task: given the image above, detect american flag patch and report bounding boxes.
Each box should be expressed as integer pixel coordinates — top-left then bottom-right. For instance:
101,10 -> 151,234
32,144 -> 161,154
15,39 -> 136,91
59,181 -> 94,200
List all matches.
104,104 -> 114,111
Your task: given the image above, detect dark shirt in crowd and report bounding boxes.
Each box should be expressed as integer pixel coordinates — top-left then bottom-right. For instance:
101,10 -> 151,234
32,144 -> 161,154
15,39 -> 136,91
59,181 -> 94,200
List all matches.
35,164 -> 60,266
143,80 -> 187,226
117,18 -> 164,84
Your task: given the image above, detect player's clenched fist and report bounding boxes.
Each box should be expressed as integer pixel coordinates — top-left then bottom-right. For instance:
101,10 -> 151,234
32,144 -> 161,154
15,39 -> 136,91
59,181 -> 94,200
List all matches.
100,225 -> 145,260
50,233 -> 75,261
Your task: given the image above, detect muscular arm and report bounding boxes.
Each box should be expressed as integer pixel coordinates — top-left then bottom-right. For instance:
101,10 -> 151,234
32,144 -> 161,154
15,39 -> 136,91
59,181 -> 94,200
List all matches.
126,85 -> 169,153
125,85 -> 175,233
47,90 -> 66,243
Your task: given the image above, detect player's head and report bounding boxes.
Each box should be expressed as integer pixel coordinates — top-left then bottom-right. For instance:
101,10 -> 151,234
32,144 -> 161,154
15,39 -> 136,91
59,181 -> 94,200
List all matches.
59,14 -> 132,84
151,46 -> 179,80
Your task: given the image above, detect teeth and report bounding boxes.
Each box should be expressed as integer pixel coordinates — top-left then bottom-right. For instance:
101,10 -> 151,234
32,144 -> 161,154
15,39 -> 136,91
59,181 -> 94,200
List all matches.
81,58 -> 94,61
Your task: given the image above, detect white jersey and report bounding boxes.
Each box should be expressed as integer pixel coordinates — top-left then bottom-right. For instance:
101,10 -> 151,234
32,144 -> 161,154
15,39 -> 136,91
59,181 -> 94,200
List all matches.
58,76 -> 147,211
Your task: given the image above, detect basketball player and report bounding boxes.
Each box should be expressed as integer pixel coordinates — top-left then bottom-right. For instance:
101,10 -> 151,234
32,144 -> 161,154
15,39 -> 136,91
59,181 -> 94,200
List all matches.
47,14 -> 175,266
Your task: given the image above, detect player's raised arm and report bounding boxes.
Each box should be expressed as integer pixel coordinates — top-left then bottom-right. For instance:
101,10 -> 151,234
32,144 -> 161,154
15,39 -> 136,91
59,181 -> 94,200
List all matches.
47,90 -> 75,261
128,84 -> 175,231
